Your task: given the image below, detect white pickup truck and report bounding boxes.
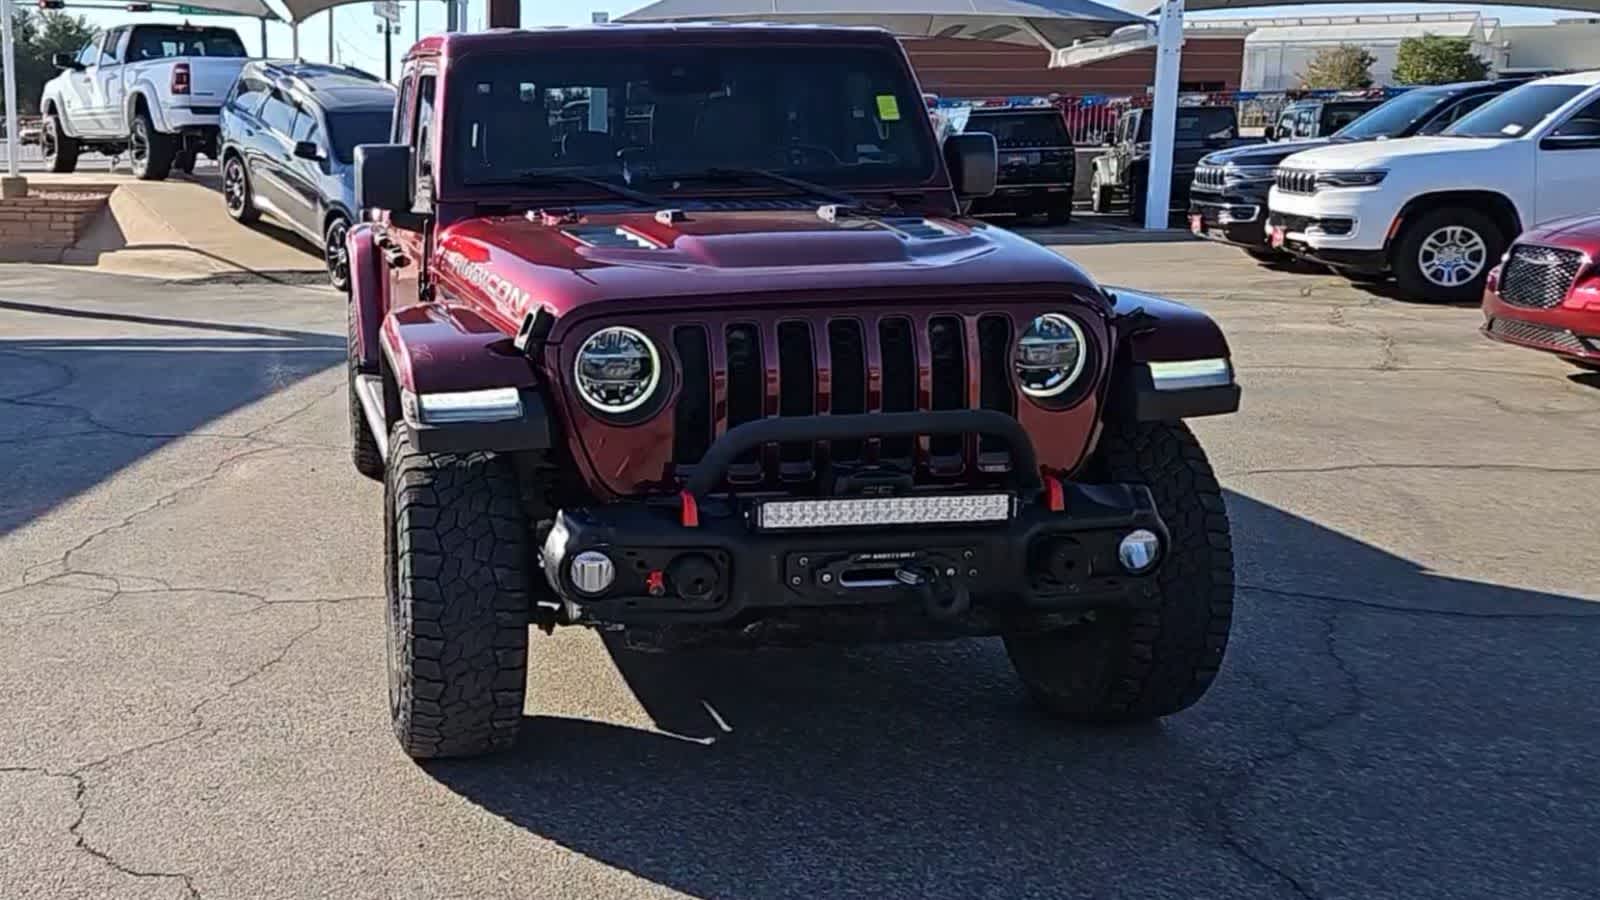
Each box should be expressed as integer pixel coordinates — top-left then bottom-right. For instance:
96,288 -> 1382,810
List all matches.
39,24 -> 251,180
1268,70 -> 1600,301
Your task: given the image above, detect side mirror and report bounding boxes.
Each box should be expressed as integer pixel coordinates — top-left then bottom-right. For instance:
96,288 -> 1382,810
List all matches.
53,53 -> 83,71
944,132 -> 997,200
355,143 -> 413,213
292,141 -> 322,161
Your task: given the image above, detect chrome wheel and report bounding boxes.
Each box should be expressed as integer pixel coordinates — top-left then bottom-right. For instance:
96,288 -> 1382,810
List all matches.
224,159 -> 247,216
1418,226 -> 1488,288
324,217 -> 351,290
129,119 -> 149,176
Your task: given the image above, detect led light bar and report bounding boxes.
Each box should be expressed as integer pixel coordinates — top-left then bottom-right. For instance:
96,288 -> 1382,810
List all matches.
1148,358 -> 1233,392
413,387 -> 523,424
755,494 -> 1013,531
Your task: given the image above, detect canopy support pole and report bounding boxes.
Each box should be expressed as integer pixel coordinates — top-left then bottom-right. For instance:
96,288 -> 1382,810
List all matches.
0,0 -> 24,196
1145,0 -> 1184,230
259,17 -> 268,58
291,22 -> 300,60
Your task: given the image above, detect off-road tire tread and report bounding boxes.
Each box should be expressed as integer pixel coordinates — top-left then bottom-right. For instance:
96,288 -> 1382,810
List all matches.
386,425 -> 530,758
347,302 -> 383,480
1005,420 -> 1234,722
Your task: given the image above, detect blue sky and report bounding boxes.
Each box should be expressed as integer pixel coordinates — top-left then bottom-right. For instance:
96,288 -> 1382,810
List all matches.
68,2 -> 1579,82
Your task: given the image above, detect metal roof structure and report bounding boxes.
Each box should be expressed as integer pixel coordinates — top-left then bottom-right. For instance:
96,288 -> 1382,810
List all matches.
620,0 -> 1152,52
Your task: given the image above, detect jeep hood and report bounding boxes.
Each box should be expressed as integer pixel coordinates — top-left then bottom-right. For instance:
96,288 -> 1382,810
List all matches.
1278,135 -> 1509,171
1203,139 -> 1331,168
433,210 -> 1106,336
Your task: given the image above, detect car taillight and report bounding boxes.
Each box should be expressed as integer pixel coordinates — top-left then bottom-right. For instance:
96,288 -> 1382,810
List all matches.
171,64 -> 190,96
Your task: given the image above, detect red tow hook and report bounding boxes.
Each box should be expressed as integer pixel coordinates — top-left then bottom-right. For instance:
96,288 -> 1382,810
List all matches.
679,490 -> 700,528
1042,474 -> 1066,513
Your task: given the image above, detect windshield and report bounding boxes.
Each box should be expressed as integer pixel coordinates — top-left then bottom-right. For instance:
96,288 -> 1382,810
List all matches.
971,111 -> 1071,149
1333,89 -> 1447,140
327,109 -> 393,164
448,46 -> 937,193
1321,102 -> 1379,133
1445,83 -> 1586,138
1137,107 -> 1237,141
127,27 -> 246,60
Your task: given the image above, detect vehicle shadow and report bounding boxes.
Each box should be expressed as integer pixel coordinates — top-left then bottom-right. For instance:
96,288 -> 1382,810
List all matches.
0,298 -> 343,537
423,491 -> 1600,899
1568,370 -> 1600,390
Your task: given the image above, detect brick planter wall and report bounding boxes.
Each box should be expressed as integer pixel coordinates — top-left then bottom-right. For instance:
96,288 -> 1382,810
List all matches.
0,185 -> 117,263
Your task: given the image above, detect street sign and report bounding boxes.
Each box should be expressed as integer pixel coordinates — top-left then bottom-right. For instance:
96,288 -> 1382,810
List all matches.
591,11 -> 608,23
372,0 -> 399,23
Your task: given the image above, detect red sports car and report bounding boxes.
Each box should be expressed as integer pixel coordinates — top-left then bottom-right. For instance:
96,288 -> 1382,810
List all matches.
1483,215 -> 1600,370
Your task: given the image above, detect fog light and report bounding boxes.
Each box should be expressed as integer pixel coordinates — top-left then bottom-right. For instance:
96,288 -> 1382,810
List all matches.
569,551 -> 615,595
1118,530 -> 1161,574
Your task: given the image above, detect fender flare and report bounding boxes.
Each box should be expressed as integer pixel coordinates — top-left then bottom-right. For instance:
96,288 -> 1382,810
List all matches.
1102,287 -> 1240,422
124,84 -> 170,133
347,223 -> 386,373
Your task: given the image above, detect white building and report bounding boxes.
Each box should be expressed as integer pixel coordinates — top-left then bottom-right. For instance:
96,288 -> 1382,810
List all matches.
1190,12 -> 1498,91
1498,18 -> 1600,76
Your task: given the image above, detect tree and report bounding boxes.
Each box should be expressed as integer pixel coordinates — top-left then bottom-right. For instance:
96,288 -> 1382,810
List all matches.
1394,34 -> 1490,85
1300,45 -> 1376,91
3,9 -> 97,117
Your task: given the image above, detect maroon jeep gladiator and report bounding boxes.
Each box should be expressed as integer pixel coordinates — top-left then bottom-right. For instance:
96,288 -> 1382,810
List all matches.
346,25 -> 1242,759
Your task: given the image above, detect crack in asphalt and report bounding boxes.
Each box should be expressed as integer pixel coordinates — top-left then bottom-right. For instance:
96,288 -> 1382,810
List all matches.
1239,583 -> 1600,620
1225,461 -> 1600,478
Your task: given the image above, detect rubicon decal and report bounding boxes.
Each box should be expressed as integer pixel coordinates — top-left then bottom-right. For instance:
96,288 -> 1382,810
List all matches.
443,249 -> 531,312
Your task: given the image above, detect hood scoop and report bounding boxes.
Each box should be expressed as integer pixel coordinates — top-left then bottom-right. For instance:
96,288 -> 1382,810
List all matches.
562,225 -> 665,250
878,217 -> 962,241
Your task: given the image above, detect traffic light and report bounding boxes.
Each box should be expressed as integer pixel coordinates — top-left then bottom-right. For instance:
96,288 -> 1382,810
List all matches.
37,0 -> 67,10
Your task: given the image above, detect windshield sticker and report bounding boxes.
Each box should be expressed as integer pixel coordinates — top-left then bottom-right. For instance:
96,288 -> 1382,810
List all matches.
876,94 -> 902,121
1502,124 -> 1524,136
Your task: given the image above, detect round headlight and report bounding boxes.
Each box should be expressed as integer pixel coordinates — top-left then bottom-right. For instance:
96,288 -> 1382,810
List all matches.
1015,313 -> 1087,399
574,326 -> 661,414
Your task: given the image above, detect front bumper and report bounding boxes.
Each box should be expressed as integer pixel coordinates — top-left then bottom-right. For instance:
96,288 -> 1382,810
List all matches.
537,410 -> 1175,642
1266,212 -> 1388,274
1190,193 -> 1267,249
1267,185 -> 1394,253
1482,273 -> 1600,363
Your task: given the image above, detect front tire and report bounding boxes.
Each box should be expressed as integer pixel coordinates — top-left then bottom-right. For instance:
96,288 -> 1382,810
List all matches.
1090,171 -> 1112,214
347,303 -> 383,481
1004,421 -> 1234,723
385,425 -> 532,759
325,215 -> 352,292
129,111 -> 174,181
1391,207 -> 1503,303
222,154 -> 260,224
43,114 -> 79,173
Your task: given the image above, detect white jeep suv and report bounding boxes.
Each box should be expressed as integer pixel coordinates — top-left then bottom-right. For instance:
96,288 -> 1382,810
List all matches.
1268,71 -> 1600,301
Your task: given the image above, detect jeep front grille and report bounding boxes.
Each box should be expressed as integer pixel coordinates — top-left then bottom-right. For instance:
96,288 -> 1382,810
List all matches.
1276,169 -> 1317,195
1193,165 -> 1226,191
1499,245 -> 1586,309
670,313 -> 1024,487
1486,317 -> 1585,353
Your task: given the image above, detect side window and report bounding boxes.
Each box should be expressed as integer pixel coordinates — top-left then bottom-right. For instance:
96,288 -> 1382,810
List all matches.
411,74 -> 437,181
1295,108 -> 1316,137
260,91 -> 296,136
76,37 -> 101,68
97,29 -> 121,66
1551,98 -> 1600,138
230,76 -> 270,116
392,75 -> 413,144
291,107 -> 319,144
1419,95 -> 1491,135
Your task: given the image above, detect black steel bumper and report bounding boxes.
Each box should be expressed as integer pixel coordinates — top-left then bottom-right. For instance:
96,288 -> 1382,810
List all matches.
538,411 -> 1169,639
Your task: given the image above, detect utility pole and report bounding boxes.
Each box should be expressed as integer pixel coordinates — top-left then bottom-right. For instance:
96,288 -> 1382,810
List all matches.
1,0 -> 26,198
414,0 -> 420,45
259,17 -> 268,58
328,7 -> 334,64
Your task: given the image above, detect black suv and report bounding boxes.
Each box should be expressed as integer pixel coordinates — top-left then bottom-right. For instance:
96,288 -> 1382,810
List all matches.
219,61 -> 395,289
1267,97 -> 1383,142
963,105 -> 1075,225
1191,78 -> 1533,259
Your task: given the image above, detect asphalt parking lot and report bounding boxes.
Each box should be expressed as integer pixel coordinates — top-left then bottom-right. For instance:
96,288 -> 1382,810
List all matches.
2,241 -> 1598,900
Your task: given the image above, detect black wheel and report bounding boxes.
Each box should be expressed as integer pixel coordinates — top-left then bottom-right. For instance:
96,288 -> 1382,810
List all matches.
174,150 -> 196,174
385,424 -> 532,759
129,111 -> 174,181
1005,421 -> 1234,723
348,303 -> 383,481
1090,172 -> 1112,215
222,154 -> 259,224
42,113 -> 79,173
1391,207 -> 1504,303
1046,203 -> 1073,226
325,215 -> 352,292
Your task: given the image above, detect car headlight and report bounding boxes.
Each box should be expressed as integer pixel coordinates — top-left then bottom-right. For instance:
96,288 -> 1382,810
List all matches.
1314,170 -> 1387,189
574,326 -> 661,414
1015,313 -> 1088,399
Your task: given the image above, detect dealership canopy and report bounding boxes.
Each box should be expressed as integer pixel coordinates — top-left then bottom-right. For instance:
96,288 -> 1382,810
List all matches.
620,0 -> 1151,53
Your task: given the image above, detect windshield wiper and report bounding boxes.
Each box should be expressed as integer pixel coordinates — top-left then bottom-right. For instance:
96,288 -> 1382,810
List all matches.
506,170 -> 667,207
673,167 -> 901,215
